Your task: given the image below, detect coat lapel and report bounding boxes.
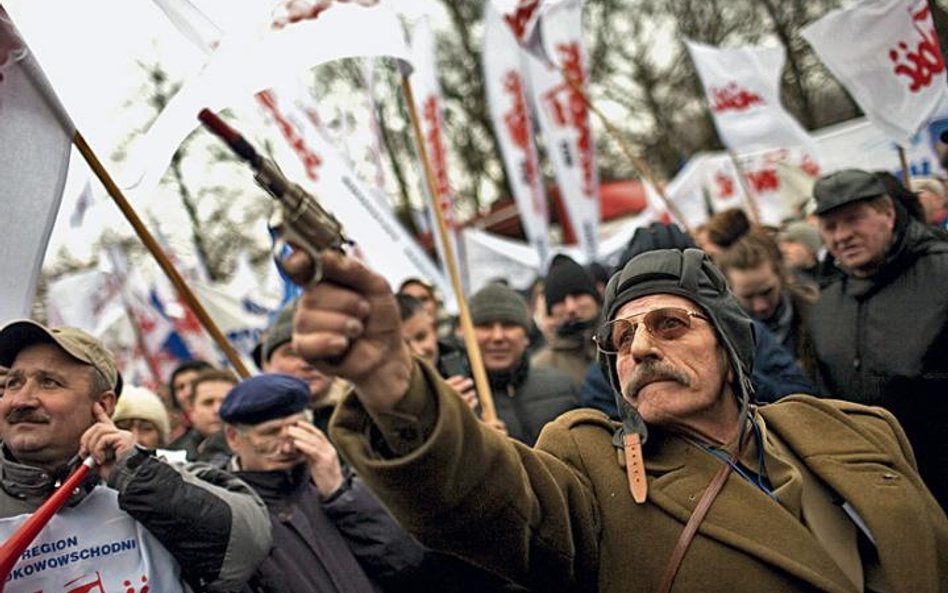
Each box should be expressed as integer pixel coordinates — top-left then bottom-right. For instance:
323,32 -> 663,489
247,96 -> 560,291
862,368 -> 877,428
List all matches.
764,398 -> 945,593
645,435 -> 858,593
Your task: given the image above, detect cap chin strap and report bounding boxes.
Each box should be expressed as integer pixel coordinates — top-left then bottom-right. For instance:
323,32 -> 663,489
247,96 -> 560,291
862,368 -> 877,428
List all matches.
614,398 -> 649,504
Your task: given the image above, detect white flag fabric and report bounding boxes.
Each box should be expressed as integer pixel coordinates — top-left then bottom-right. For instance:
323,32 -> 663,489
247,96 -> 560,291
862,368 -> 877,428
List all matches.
407,17 -> 463,286
254,88 -> 456,309
685,39 -> 817,156
482,2 -> 552,270
524,0 -> 600,262
127,0 -> 412,208
489,0 -> 571,62
0,8 -> 74,323
801,0 -> 948,145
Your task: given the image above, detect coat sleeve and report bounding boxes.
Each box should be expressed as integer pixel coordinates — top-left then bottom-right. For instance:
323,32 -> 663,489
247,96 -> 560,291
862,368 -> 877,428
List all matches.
107,450 -> 272,593
330,361 -> 602,593
320,472 -> 426,580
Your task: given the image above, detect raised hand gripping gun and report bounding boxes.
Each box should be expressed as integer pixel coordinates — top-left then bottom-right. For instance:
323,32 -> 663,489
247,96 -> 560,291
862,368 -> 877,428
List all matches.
198,109 -> 350,286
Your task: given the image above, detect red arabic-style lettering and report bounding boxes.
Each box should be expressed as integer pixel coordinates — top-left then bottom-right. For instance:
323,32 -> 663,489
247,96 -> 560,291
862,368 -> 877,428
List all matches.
538,42 -> 596,198
501,71 -> 544,212
271,0 -> 379,29
889,4 -> 945,93
503,0 -> 541,41
715,172 -> 735,198
800,154 -> 820,177
710,82 -> 765,113
255,91 -> 323,182
422,95 -> 455,225
744,167 -> 779,193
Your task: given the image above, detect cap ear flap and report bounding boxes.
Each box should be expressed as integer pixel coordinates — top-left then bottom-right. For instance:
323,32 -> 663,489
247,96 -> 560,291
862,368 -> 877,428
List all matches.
679,249 -> 705,292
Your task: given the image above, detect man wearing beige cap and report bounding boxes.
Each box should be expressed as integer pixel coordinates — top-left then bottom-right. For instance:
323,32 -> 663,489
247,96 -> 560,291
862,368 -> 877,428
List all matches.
0,320 -> 270,593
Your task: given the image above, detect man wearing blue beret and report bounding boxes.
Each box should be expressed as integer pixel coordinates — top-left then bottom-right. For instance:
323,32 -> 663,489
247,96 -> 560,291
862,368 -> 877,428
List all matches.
220,374 -> 426,593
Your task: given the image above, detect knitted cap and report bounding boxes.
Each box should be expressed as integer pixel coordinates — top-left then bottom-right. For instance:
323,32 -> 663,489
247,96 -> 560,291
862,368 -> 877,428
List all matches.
544,254 -> 600,310
470,283 -> 530,331
262,300 -> 297,363
112,385 -> 171,442
777,221 -> 821,256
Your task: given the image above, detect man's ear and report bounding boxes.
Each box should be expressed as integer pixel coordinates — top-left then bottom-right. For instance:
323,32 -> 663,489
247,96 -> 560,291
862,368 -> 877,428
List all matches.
99,390 -> 118,418
224,425 -> 240,451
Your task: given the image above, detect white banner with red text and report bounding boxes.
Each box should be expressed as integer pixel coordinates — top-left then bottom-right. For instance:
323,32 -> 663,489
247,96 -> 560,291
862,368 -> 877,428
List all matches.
801,0 -> 948,145
482,2 -> 552,269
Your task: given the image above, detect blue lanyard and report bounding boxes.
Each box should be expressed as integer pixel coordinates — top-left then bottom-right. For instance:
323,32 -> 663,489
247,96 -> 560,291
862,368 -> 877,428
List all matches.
702,419 -> 778,502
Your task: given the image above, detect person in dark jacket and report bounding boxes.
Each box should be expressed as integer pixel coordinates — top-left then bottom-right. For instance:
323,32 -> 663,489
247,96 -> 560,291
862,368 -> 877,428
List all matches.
470,283 -> 579,446
808,168 -> 948,511
221,374 -> 426,593
0,320 -> 270,592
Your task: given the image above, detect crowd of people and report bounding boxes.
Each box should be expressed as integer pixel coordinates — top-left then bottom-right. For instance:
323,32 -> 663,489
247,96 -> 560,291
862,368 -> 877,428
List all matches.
0,167 -> 946,592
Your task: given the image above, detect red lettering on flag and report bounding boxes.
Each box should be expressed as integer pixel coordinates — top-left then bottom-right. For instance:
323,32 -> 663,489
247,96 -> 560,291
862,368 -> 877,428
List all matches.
710,82 -> 765,113
889,3 -> 945,93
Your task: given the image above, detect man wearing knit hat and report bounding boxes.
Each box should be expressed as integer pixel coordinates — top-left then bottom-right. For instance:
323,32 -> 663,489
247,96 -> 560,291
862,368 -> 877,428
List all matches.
776,220 -> 823,284
112,384 -> 172,449
532,254 -> 603,384
262,299 -> 350,434
0,320 -> 269,592
468,283 -> 578,445
282,246 -> 948,593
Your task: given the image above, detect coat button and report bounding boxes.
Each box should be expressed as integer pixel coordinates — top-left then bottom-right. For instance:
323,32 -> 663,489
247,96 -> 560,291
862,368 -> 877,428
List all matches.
852,357 -> 861,369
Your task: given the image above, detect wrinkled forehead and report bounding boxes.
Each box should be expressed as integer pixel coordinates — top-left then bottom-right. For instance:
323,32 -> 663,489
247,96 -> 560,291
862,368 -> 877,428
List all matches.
248,411 -> 309,434
614,293 -> 702,320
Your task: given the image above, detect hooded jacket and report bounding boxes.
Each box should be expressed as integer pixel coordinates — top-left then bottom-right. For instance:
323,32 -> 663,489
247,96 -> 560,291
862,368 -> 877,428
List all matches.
808,214 -> 948,510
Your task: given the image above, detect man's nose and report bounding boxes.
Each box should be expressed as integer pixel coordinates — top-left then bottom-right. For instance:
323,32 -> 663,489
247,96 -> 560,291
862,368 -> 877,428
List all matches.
629,323 -> 661,361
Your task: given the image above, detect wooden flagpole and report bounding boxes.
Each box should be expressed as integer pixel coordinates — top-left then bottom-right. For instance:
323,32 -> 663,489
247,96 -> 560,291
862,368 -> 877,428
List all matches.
897,146 -> 911,186
399,76 -> 498,424
558,71 -> 693,235
72,132 -> 251,379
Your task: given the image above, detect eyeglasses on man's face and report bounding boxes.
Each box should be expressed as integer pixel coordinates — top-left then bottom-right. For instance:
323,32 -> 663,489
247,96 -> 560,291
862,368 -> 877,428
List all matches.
593,307 -> 708,354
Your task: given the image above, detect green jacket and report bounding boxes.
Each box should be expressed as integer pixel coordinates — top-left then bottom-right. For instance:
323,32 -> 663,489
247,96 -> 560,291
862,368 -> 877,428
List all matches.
331,362 -> 948,593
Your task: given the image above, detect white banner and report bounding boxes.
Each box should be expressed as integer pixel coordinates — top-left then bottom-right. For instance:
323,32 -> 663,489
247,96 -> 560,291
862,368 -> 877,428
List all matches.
0,486 -> 185,593
489,0 -> 571,62
801,0 -> 948,145
684,39 -> 818,156
126,0 -> 412,208
407,17 -> 463,286
482,2 -> 552,270
254,88 -> 456,310
524,0 -> 600,262
0,8 -> 74,323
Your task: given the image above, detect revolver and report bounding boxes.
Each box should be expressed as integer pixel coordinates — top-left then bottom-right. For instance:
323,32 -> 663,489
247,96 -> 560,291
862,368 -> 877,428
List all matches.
198,108 -> 350,286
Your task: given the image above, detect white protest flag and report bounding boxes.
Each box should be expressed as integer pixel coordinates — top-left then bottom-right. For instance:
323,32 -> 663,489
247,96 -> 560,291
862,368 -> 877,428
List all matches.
0,8 -> 74,323
407,17 -> 463,283
361,58 -> 391,201
254,87 -> 456,309
684,39 -> 818,156
482,2 -> 552,270
523,0 -> 600,262
127,0 -> 412,207
801,0 -> 948,145
489,0 -> 570,62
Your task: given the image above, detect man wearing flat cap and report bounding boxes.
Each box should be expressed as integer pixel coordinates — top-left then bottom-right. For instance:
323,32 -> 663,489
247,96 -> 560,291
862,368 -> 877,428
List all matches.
0,320 -> 269,592
808,168 -> 948,510
280,245 -> 947,593
221,373 -> 426,593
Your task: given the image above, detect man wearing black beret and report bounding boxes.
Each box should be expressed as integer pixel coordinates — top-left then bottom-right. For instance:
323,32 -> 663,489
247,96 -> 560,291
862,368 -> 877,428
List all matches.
221,374 -> 426,593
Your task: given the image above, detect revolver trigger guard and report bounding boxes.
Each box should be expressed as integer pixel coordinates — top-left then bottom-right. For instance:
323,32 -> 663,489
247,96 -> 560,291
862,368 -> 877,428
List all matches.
272,235 -> 324,288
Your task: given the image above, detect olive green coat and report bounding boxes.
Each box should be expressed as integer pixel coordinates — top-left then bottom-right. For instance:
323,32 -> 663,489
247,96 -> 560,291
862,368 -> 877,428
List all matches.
331,363 -> 948,593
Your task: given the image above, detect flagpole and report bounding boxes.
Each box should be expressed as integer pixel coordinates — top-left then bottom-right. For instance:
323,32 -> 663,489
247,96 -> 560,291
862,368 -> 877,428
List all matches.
726,151 -> 762,226
400,75 -> 498,425
897,146 -> 911,186
558,70 -> 693,235
72,132 -> 252,379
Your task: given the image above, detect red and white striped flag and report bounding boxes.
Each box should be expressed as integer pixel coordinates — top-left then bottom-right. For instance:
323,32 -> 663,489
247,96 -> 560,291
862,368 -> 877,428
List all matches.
0,7 -> 75,323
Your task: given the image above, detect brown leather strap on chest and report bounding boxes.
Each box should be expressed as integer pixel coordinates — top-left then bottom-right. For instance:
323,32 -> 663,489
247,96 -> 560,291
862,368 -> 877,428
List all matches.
655,457 -> 734,593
